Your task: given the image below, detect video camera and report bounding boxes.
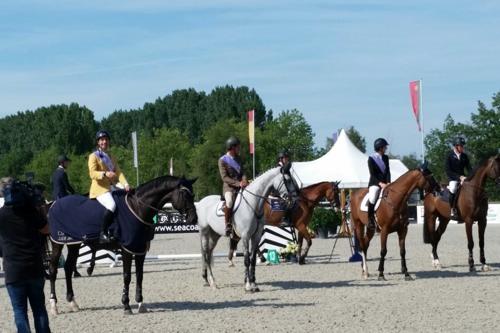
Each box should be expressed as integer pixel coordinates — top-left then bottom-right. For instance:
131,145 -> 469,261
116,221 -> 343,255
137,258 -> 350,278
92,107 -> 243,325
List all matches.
3,179 -> 45,208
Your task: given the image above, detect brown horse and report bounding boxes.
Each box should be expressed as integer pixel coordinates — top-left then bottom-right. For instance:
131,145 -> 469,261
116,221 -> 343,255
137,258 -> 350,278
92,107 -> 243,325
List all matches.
350,166 -> 438,281
423,154 -> 500,272
228,181 -> 341,265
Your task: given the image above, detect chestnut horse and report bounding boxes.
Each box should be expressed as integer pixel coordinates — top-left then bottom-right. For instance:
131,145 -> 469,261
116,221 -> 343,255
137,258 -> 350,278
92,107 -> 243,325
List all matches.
228,181 -> 341,265
350,166 -> 439,281
423,154 -> 500,272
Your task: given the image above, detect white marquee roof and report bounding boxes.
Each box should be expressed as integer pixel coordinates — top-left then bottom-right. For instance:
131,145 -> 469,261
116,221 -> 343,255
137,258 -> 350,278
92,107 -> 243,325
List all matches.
291,129 -> 408,188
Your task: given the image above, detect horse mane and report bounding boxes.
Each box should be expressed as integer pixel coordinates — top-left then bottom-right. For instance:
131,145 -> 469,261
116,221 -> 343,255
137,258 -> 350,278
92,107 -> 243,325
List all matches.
302,181 -> 329,191
465,158 -> 491,181
134,175 -> 181,195
247,167 -> 281,191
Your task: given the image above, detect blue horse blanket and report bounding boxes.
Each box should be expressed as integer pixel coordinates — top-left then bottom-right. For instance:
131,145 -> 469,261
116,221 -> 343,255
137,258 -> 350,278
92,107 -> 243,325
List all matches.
49,191 -> 154,255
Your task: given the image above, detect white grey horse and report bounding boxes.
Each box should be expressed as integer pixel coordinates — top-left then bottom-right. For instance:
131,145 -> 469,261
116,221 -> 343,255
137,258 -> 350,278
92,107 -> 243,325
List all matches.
197,165 -> 294,292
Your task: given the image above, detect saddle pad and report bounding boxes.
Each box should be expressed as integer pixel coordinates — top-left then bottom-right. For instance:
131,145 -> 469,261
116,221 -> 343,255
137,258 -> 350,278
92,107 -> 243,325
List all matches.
270,197 -> 285,212
215,193 -> 243,217
49,191 -> 154,255
359,189 -> 384,212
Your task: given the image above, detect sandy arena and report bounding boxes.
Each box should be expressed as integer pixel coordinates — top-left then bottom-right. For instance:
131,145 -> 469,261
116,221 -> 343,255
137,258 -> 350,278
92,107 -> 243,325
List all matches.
2,223 -> 500,332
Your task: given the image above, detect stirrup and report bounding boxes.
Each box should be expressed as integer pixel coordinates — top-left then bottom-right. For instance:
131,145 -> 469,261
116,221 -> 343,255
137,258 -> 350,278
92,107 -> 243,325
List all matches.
99,231 -> 112,244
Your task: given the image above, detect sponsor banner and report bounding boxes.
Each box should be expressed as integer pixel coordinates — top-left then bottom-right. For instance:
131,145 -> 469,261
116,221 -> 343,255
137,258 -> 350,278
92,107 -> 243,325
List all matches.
154,210 -> 199,234
416,203 -> 500,224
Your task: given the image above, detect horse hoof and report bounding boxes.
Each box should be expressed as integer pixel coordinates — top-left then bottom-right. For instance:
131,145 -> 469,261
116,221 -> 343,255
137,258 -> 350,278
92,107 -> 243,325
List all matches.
69,300 -> 80,312
252,287 -> 260,292
124,308 -> 133,315
362,273 -> 369,280
203,282 -> 210,287
87,267 -> 94,276
378,275 -> 386,281
49,300 -> 58,316
482,265 -> 491,272
469,266 -> 476,273
228,261 -> 235,267
404,275 -> 414,281
137,303 -> 148,313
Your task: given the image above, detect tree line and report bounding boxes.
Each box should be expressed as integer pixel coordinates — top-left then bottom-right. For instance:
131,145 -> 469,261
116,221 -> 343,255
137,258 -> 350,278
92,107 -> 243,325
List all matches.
0,86 -> 498,200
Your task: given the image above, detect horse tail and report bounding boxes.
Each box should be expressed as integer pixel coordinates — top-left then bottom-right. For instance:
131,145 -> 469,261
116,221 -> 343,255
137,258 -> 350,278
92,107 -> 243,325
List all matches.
422,199 -> 432,244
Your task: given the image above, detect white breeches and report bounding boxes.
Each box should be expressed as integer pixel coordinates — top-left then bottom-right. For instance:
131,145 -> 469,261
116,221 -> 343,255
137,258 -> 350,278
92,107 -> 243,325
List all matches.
96,192 -> 116,212
368,186 -> 381,204
448,181 -> 459,194
224,192 -> 235,208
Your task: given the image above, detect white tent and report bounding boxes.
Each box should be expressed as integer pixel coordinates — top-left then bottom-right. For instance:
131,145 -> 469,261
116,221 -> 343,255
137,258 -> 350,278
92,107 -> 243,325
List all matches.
291,129 -> 408,188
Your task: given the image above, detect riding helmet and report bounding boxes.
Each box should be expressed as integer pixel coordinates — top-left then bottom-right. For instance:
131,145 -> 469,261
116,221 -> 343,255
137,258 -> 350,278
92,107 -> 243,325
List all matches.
57,154 -> 71,164
278,149 -> 290,159
453,137 -> 466,146
225,136 -> 241,150
96,130 -> 111,142
374,138 -> 389,151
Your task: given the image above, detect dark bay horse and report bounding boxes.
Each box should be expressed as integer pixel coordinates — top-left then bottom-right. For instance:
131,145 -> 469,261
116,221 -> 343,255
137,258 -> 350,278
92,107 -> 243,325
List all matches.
227,181 -> 340,265
423,154 -> 500,272
48,176 -> 197,315
350,166 -> 438,281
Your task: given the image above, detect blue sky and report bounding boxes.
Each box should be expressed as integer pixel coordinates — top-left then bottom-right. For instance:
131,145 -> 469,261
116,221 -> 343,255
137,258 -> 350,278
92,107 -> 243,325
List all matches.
1,0 -> 499,157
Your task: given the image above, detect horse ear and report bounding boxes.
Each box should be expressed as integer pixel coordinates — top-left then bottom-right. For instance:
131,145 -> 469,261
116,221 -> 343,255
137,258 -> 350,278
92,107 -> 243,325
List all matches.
335,181 -> 341,186
420,160 -> 429,171
188,177 -> 198,185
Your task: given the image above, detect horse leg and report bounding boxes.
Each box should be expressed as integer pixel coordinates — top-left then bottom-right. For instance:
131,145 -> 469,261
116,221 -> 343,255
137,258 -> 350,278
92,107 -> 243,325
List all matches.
355,221 -> 370,279
296,223 -> 311,265
207,229 -> 220,289
228,237 -> 239,267
135,254 -> 147,313
398,226 -> 413,280
248,223 -> 265,292
465,220 -> 475,272
478,217 -> 490,271
121,251 -> 133,314
431,217 -> 449,269
48,242 -> 62,316
242,236 -> 252,292
200,230 -> 210,286
87,246 -> 96,276
377,229 -> 388,281
64,244 -> 80,312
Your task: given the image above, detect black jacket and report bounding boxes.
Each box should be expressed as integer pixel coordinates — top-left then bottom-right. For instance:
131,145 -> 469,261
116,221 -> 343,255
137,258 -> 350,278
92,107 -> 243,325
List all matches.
445,151 -> 471,181
368,154 -> 391,187
52,167 -> 75,199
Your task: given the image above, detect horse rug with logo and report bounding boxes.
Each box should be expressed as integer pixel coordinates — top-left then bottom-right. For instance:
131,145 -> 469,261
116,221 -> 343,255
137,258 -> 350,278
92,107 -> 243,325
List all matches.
49,191 -> 154,255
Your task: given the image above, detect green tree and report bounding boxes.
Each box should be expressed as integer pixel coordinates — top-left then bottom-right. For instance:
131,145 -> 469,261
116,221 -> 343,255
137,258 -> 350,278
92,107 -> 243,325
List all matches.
258,109 -> 315,169
345,126 -> 366,153
190,119 -> 249,198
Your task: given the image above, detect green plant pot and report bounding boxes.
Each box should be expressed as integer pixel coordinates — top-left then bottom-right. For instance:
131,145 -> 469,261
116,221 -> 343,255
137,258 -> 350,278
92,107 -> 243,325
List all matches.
316,227 -> 329,239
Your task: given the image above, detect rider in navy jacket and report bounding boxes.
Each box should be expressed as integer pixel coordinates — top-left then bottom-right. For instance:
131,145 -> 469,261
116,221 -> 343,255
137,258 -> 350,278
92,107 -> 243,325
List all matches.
52,155 -> 75,200
445,137 -> 471,220
367,138 -> 391,229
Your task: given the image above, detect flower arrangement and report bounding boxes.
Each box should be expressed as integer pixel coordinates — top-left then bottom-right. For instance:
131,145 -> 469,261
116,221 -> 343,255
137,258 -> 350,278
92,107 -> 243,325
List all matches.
279,242 -> 298,259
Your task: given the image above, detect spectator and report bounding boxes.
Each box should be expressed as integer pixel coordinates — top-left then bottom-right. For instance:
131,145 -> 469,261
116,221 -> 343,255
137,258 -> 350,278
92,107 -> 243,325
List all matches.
0,178 -> 51,333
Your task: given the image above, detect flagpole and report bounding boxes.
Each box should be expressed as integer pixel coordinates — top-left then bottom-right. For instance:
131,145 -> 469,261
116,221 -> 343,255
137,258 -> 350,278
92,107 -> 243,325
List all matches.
420,79 -> 425,161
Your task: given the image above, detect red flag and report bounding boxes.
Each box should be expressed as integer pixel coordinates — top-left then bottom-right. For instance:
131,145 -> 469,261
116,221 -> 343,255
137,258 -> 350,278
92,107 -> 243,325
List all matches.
247,110 -> 255,154
409,80 -> 421,131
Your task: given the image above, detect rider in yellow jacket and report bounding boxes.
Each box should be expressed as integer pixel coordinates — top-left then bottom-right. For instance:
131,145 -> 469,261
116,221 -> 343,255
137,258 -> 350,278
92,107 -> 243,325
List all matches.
89,130 -> 130,243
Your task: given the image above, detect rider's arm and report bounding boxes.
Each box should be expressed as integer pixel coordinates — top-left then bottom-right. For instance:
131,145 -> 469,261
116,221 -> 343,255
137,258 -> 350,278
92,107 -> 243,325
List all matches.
218,160 -> 241,188
464,154 -> 472,175
63,172 -> 75,194
445,154 -> 459,180
88,154 -> 106,180
384,155 -> 391,183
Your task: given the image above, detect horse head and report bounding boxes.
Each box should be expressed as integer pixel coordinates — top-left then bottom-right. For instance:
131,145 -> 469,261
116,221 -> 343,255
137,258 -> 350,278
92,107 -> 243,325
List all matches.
417,162 -> 441,199
486,154 -> 500,184
325,181 -> 341,211
169,177 -> 198,225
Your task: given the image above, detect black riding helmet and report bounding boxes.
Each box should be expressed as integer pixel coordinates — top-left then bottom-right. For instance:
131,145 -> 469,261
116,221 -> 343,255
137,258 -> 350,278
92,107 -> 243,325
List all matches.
225,136 -> 241,150
453,137 -> 466,146
374,138 -> 389,152
57,154 -> 71,164
278,149 -> 290,159
96,130 -> 111,142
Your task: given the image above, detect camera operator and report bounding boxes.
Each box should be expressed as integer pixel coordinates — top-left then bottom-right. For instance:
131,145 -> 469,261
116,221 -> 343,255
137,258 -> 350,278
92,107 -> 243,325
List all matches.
0,178 -> 51,333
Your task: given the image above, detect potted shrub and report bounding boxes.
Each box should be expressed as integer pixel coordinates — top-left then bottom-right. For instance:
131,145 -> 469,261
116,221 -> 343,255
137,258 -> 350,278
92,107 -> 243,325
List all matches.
279,242 -> 299,262
310,207 -> 340,239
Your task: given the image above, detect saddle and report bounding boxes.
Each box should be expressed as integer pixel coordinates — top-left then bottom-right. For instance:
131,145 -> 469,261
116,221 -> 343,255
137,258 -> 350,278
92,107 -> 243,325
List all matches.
435,185 -> 462,204
215,193 -> 243,217
359,189 -> 385,212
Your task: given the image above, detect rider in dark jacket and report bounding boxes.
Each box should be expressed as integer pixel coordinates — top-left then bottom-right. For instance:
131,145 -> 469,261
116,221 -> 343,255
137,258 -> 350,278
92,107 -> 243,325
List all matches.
52,155 -> 75,200
445,137 -> 472,220
367,138 -> 391,229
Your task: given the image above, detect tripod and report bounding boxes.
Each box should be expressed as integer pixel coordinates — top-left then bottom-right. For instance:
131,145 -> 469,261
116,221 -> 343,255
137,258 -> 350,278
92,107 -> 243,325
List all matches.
328,206 -> 356,262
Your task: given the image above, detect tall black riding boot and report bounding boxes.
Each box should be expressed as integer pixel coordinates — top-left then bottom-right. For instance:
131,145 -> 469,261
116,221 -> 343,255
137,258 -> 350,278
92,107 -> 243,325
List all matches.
367,202 -> 376,230
224,207 -> 233,237
449,192 -> 460,222
280,209 -> 293,228
99,209 -> 114,244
